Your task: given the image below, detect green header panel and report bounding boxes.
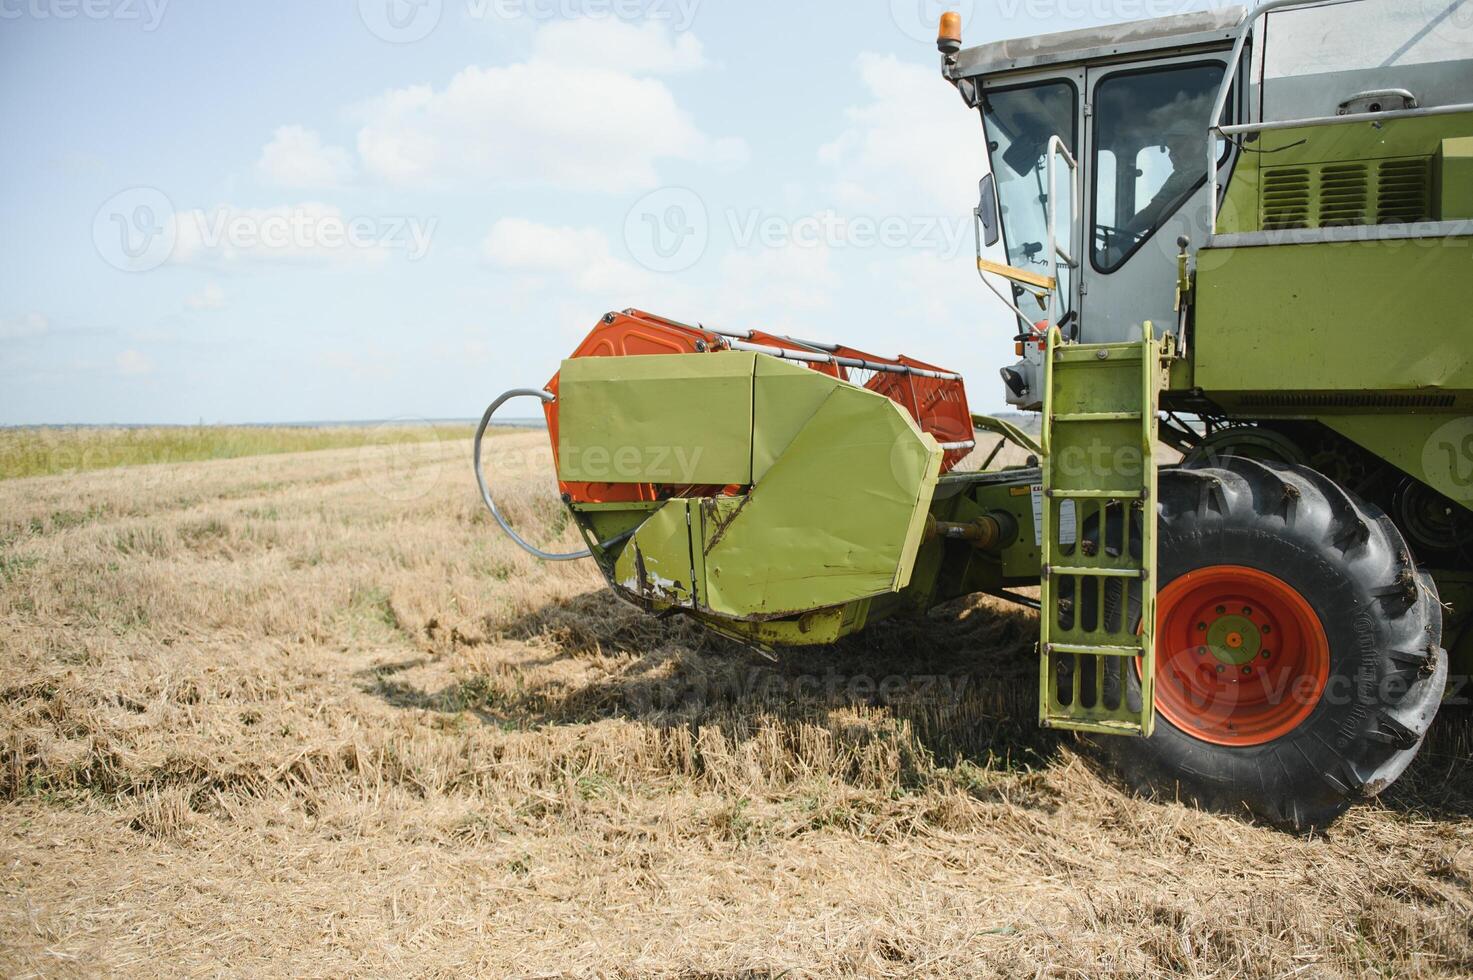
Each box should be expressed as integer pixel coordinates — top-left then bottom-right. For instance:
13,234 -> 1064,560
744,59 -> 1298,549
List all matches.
557,352 -> 756,485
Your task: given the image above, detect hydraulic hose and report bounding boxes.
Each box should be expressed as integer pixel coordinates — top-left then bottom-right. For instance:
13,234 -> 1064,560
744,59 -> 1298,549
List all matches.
473,388 -> 591,562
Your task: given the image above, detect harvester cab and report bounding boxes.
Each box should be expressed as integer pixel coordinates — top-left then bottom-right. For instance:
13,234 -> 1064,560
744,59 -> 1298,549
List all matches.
956,1 -> 1473,408
479,0 -> 1471,828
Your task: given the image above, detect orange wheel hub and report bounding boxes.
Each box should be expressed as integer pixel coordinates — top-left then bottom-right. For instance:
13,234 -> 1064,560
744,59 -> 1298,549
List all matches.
1150,565 -> 1330,747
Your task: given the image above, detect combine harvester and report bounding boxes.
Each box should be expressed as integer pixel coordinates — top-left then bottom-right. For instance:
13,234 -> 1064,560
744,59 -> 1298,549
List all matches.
479,0 -> 1471,827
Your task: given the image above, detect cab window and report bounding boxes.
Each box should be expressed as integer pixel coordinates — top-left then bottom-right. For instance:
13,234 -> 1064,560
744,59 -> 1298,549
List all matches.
980,80 -> 1078,324
1091,62 -> 1225,273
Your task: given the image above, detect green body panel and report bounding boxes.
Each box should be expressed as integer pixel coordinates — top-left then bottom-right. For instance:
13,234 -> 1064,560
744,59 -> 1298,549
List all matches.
751,356 -> 840,483
574,351 -> 942,624
1438,137 -> 1473,220
1038,324 -> 1162,737
1217,113 -> 1473,234
1192,238 -> 1473,402
1322,414 -> 1473,510
558,352 -> 756,485
701,382 -> 941,617
612,499 -> 700,607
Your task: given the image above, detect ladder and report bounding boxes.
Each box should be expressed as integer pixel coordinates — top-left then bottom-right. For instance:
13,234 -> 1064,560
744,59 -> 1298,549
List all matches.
1038,321 -> 1163,736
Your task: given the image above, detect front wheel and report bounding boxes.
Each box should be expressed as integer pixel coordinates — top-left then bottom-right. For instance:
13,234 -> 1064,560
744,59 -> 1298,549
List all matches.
1106,457 -> 1447,830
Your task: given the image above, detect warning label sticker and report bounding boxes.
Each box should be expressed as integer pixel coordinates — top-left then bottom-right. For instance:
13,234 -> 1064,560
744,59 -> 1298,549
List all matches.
1031,485 -> 1077,548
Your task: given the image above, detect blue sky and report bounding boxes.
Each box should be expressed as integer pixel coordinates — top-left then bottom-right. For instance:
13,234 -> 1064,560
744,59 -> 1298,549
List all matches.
1,0 -> 1228,425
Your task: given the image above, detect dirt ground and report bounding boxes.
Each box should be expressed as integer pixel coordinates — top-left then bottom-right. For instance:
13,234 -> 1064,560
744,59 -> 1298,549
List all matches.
2,430 -> 1471,978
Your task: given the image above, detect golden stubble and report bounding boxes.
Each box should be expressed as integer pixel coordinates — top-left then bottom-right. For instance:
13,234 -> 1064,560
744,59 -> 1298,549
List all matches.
0,430 -> 1469,978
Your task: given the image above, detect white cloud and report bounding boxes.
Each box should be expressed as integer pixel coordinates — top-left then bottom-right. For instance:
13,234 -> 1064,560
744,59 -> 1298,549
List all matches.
819,54 -> 983,214
531,19 -> 708,74
482,218 -> 652,295
355,21 -> 744,192
116,349 -> 153,376
0,312 -> 50,340
184,283 -> 227,311
713,244 -> 838,324
257,125 -> 355,189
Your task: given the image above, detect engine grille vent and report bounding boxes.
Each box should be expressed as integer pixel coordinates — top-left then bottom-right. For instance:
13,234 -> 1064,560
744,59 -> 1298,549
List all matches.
1262,168 -> 1310,230
1238,392 -> 1455,409
1318,163 -> 1368,226
1378,158 -> 1432,224
1258,157 -> 1431,231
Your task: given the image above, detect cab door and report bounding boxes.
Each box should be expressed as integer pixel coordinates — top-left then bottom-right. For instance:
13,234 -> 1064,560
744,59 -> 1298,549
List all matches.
978,67 -> 1087,340
1080,54 -> 1236,344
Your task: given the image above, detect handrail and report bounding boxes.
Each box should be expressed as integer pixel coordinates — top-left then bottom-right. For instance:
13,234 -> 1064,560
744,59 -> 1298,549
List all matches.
1044,134 -> 1080,333
1204,0 -> 1473,232
1206,0 -> 1306,233
473,388 -> 592,562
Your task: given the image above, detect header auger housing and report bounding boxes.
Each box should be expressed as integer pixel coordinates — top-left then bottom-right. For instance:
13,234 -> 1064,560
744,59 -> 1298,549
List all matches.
479,0 -> 1470,829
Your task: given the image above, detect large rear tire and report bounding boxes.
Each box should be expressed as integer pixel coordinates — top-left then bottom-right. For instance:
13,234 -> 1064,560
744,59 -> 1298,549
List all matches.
1107,457 -> 1447,830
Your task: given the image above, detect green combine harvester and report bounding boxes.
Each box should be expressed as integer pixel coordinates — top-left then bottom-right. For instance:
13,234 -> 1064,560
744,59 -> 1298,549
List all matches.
478,0 -> 1472,827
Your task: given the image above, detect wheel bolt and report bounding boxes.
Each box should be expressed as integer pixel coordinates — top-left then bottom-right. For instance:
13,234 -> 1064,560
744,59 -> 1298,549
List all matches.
1197,646 -> 1208,656
1241,666 -> 1252,676
1261,650 -> 1271,659
1263,625 -> 1272,634
1216,605 -> 1226,614
1242,606 -> 1253,616
1216,664 -> 1226,673
1197,622 -> 1207,632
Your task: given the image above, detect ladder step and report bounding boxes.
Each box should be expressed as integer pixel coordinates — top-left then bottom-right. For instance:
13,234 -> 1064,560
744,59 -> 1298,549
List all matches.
1052,411 -> 1143,422
1053,489 -> 1144,500
1048,642 -> 1144,657
1048,565 -> 1146,579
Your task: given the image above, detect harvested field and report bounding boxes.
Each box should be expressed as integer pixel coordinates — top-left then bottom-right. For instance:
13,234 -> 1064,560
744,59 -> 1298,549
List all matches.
1,429 -> 1470,977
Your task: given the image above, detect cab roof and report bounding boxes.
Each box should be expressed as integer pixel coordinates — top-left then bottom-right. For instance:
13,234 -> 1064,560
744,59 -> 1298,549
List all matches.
949,7 -> 1245,81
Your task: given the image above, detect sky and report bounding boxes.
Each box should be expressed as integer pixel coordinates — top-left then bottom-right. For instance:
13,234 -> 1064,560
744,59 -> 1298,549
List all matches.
0,0 -> 1235,425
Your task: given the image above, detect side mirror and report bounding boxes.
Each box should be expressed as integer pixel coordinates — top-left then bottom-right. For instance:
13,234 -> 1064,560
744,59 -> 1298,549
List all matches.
977,174 -> 1000,248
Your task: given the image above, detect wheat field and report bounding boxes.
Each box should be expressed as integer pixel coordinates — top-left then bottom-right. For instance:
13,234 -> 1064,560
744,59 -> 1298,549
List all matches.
2,429 -> 1471,977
